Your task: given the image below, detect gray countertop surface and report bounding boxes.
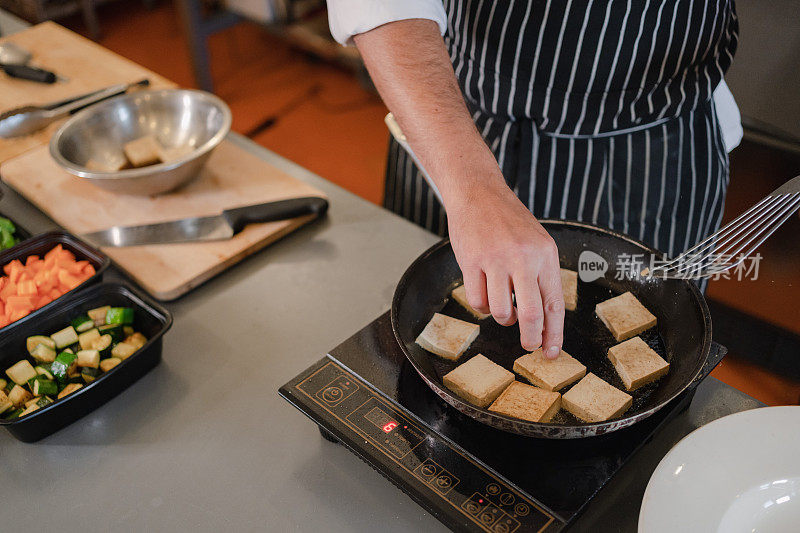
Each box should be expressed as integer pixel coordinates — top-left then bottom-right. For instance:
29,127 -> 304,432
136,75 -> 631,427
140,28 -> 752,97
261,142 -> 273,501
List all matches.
0,15 -> 764,531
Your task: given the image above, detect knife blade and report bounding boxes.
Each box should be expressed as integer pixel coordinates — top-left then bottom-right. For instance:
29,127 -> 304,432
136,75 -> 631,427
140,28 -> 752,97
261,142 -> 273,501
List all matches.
81,196 -> 328,247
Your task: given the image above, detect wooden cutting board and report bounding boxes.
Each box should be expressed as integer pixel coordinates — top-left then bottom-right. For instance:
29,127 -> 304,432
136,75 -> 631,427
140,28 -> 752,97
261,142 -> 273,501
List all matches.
0,22 -> 175,164
0,142 -> 327,300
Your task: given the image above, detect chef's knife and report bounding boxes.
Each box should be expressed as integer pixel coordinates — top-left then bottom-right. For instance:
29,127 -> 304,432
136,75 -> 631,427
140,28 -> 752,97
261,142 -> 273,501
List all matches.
81,197 -> 328,247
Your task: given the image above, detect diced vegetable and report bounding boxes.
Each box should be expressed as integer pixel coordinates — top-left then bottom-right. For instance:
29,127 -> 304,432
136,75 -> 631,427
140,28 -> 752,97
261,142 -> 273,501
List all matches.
81,367 -> 99,383
123,326 -> 134,337
34,365 -> 54,380
76,349 -> 100,369
8,384 -> 32,407
0,217 -> 19,251
26,335 -> 56,353
0,245 -> 96,329
19,403 -> 40,417
50,351 -> 78,382
92,334 -> 113,356
99,358 -> 121,372
24,396 -> 41,408
32,377 -> 57,396
0,378 -> 6,390
31,343 -> 56,363
36,396 -> 53,408
6,360 -> 37,385
126,332 -> 147,350
88,306 -> 111,326
78,328 -> 100,350
51,326 -> 79,349
4,407 -> 23,419
111,342 -> 137,360
57,383 -> 83,399
71,314 -> 95,333
106,307 -> 134,325
0,390 -> 12,414
98,324 -> 124,342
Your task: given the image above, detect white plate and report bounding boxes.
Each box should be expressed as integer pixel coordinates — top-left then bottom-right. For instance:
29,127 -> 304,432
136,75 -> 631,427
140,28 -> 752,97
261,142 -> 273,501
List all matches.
639,406 -> 800,533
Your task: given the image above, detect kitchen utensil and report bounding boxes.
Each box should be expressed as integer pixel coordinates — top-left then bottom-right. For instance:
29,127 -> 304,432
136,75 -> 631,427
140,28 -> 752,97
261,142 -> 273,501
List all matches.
392,220 -> 715,438
639,406 -> 800,533
385,112 -> 443,204
0,230 -> 110,336
649,174 -> 800,279
0,282 -> 172,442
0,42 -> 32,64
49,88 -> 231,195
81,197 -> 329,247
0,79 -> 149,138
0,42 -> 65,83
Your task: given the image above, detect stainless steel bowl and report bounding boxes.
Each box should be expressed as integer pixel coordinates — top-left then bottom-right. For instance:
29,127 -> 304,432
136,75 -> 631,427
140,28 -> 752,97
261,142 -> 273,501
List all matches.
49,89 -> 231,195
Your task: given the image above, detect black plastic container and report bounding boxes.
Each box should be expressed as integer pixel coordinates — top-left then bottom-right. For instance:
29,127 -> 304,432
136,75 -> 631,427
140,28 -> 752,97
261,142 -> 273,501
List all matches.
0,282 -> 172,442
0,210 -> 32,245
0,230 -> 110,337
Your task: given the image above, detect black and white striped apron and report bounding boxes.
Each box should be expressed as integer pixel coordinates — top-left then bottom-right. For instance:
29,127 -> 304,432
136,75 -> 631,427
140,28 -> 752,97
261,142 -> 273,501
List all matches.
384,0 -> 738,261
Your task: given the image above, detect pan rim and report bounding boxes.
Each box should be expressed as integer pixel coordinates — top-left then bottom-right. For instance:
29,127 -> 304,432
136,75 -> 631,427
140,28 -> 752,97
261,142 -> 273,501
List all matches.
391,219 -> 712,436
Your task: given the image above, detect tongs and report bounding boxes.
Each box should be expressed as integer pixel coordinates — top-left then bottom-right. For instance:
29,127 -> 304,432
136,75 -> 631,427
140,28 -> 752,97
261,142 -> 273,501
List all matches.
0,78 -> 149,138
648,175 -> 800,279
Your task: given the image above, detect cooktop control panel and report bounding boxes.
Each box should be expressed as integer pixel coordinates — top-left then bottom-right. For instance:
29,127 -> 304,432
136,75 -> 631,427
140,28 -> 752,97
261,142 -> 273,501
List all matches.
283,358 -> 561,532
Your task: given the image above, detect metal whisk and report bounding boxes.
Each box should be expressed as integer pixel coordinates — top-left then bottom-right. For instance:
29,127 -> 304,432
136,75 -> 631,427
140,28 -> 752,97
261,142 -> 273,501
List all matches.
648,175 -> 800,279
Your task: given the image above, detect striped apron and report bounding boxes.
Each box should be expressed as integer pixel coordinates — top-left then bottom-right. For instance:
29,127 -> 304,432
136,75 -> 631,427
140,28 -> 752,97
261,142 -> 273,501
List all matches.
384,0 -> 739,262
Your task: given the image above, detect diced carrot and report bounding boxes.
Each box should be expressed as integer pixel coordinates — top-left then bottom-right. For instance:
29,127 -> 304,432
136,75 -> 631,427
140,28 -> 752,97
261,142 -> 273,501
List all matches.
8,308 -> 30,322
17,280 -> 37,297
0,281 -> 17,300
84,264 -> 96,277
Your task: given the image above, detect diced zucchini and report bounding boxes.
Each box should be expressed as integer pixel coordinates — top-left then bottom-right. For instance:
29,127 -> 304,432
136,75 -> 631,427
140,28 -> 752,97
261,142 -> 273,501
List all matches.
92,334 -> 113,356
51,326 -> 79,349
31,343 -> 57,363
88,305 -> 111,326
8,385 -> 32,407
3,407 -> 23,420
125,332 -> 148,350
123,326 -> 135,337
76,349 -> 100,369
27,335 -> 56,354
19,403 -> 40,417
98,324 -> 124,342
78,328 -> 101,350
57,383 -> 83,399
36,396 -> 53,407
71,314 -> 95,333
50,351 -> 78,382
24,396 -> 41,408
0,390 -> 12,414
111,342 -> 137,360
5,360 -> 37,385
99,358 -> 121,372
32,377 -> 58,396
81,367 -> 100,383
34,366 -> 54,380
106,307 -> 134,325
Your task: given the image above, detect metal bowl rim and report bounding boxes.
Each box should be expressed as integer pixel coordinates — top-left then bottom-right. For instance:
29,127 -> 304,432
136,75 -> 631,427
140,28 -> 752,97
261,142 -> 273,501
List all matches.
48,88 -> 232,180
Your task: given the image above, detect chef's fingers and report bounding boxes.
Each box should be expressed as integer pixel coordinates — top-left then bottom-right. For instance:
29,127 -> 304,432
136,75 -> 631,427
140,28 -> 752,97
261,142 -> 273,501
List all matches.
538,260 -> 565,360
512,268 -> 544,352
487,270 -> 516,326
462,268 -> 489,314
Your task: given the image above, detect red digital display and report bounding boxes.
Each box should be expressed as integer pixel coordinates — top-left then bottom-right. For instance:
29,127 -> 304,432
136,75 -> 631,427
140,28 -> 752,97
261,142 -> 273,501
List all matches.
382,421 -> 399,433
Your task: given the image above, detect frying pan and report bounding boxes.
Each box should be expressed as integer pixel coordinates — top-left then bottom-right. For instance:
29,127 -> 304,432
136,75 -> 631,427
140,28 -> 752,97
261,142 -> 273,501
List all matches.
391,220 -> 715,439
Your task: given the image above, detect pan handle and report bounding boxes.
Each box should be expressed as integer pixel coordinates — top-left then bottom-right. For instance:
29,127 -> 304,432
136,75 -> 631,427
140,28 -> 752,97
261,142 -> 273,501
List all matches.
691,341 -> 728,385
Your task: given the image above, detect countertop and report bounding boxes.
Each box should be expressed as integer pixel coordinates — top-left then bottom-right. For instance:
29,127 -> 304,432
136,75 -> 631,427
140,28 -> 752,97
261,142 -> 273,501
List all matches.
0,14 -> 763,532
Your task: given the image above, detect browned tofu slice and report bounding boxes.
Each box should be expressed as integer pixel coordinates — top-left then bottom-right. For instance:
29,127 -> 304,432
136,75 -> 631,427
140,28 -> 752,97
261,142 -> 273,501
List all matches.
595,291 -> 657,341
451,284 -> 491,320
562,373 -> 632,422
513,348 -> 586,391
123,135 -> 162,167
561,269 -> 578,311
443,354 -> 514,408
489,381 -> 561,422
415,313 -> 480,361
607,336 -> 669,391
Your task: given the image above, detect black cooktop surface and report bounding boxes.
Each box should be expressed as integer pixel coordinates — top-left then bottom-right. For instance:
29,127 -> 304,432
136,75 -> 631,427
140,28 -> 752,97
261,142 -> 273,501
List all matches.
280,313 -> 722,532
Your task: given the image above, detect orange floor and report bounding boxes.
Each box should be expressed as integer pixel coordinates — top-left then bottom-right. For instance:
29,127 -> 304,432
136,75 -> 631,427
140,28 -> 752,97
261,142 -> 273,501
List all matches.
58,1 -> 799,406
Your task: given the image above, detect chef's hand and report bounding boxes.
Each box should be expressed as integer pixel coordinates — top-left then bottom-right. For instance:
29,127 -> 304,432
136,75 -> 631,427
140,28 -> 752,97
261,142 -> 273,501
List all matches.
447,179 -> 565,358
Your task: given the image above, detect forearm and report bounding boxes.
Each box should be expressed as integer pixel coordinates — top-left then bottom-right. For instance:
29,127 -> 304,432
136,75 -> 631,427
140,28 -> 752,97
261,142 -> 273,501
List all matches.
354,19 -> 508,212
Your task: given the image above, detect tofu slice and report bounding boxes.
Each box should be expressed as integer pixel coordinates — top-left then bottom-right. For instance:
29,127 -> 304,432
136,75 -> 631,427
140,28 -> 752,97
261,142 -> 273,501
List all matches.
489,381 -> 561,423
415,313 -> 480,361
561,268 -> 578,311
595,291 -> 657,341
513,348 -> 586,391
451,284 -> 490,320
443,354 -> 514,408
157,143 -> 194,164
123,135 -> 162,167
607,336 -> 670,391
562,373 -> 633,422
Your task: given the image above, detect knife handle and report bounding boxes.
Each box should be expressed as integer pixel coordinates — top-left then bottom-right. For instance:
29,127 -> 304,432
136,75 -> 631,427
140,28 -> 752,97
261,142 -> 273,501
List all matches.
2,64 -> 57,83
222,197 -> 329,233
